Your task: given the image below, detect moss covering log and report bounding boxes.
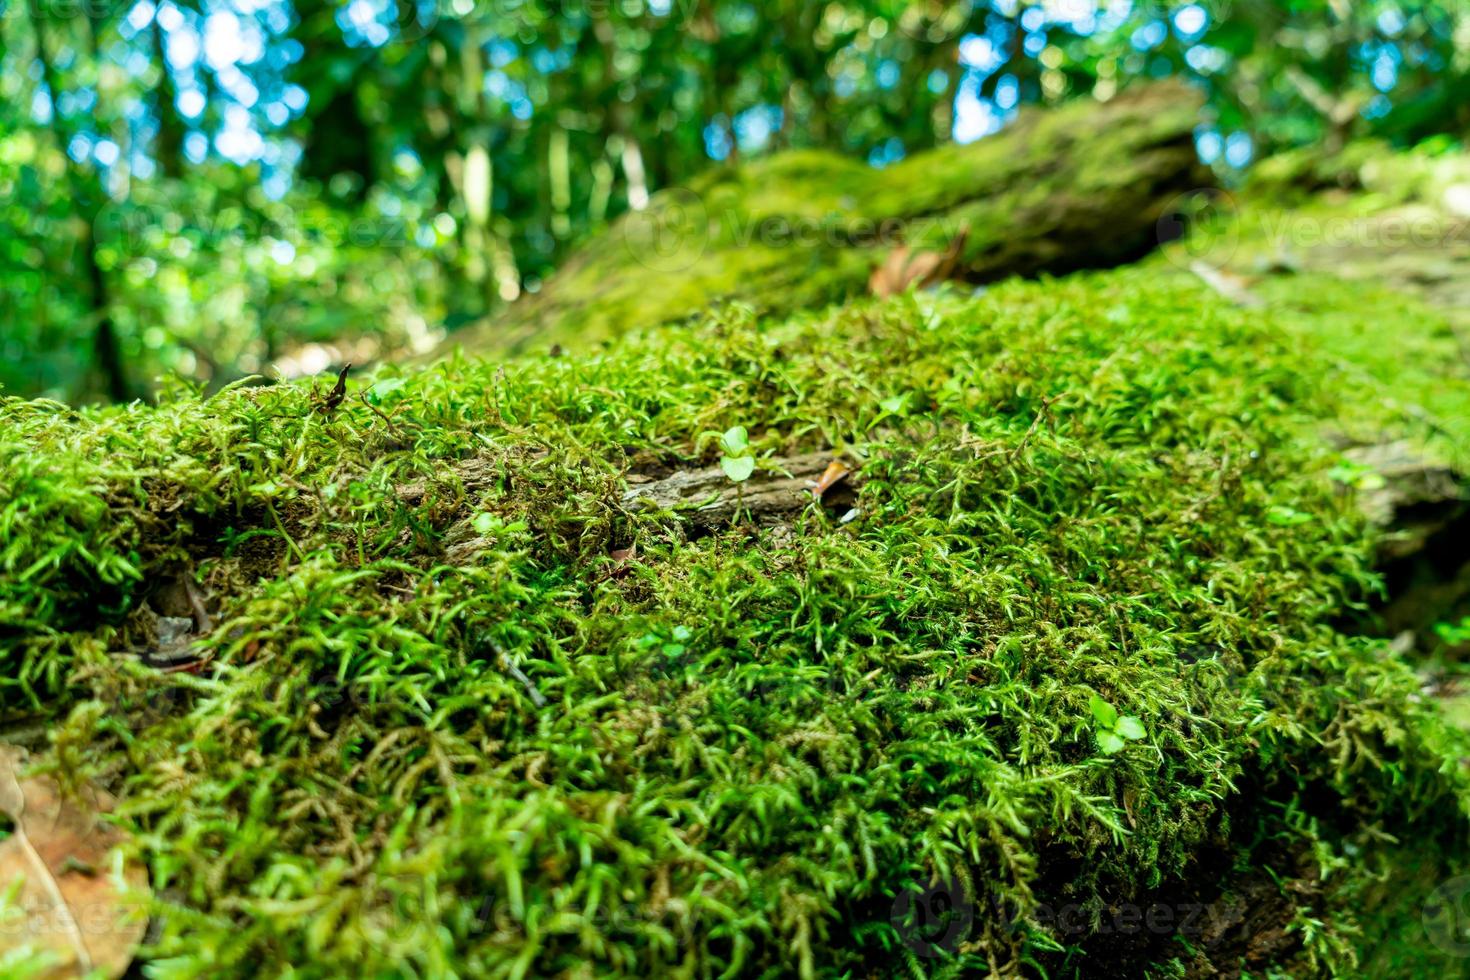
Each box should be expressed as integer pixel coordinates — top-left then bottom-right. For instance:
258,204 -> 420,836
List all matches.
5,184 -> 1470,973
444,81 -> 1212,356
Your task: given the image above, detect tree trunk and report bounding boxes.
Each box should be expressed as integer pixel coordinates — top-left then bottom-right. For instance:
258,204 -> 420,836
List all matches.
150,17 -> 185,179
28,3 -> 130,401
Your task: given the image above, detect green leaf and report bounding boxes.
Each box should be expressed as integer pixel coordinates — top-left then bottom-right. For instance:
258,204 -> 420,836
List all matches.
366,377 -> 407,405
719,426 -> 749,454
1115,716 -> 1147,741
721,455 -> 756,482
1327,462 -> 1385,492
879,394 -> 910,416
1089,693 -> 1118,729
1266,505 -> 1314,527
472,512 -> 497,535
1097,730 -> 1126,755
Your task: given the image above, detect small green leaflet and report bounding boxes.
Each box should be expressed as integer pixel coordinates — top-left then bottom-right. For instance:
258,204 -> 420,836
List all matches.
1266,505 -> 1313,527
1114,716 -> 1146,740
1097,730 -> 1126,755
366,377 -> 408,406
1090,693 -> 1147,755
1089,693 -> 1118,729
720,455 -> 756,482
720,426 -> 749,454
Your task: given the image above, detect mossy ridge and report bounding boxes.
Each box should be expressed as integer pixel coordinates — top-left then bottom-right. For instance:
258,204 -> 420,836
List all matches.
2,264 -> 1470,976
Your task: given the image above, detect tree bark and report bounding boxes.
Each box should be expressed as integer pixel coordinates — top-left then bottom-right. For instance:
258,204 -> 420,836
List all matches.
622,452 -> 856,532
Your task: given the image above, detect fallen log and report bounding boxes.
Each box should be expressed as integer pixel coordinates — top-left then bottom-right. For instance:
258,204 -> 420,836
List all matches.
440,80 -> 1212,356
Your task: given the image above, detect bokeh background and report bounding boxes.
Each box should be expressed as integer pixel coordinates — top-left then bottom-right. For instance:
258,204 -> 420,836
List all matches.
2,0 -> 1467,402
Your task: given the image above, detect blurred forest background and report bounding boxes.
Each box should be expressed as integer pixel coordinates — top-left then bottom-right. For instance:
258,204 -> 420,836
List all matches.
2,0 -> 1469,403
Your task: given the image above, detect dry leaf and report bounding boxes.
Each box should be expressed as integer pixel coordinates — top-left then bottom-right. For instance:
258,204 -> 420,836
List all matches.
0,746 -> 149,979
869,223 -> 970,298
810,460 -> 851,501
607,544 -> 638,580
868,244 -> 913,298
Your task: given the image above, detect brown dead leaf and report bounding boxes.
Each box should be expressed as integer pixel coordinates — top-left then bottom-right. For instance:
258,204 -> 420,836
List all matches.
867,245 -> 905,297
810,460 -> 851,501
315,362 -> 352,415
869,223 -> 970,298
0,746 -> 149,979
607,543 -> 638,579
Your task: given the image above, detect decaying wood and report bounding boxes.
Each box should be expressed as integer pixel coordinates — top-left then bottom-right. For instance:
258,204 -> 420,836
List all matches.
434,450 -> 856,566
621,452 -> 856,530
1342,439 -> 1465,558
1338,441 -> 1468,647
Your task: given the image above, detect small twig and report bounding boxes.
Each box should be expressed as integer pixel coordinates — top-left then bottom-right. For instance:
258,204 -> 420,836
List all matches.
1182,450 -> 1233,523
268,502 -> 308,564
1190,260 -> 1264,309
1010,395 -> 1058,461
358,391 -> 404,438
494,643 -> 548,707
182,573 -> 213,634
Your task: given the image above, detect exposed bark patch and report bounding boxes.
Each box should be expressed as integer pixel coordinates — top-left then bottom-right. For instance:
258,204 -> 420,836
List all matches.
1339,440 -> 1470,645
621,451 -> 858,532
1067,844 -> 1314,979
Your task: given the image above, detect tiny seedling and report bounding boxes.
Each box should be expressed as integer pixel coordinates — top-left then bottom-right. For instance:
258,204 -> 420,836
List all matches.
1090,693 -> 1147,755
719,425 -> 756,482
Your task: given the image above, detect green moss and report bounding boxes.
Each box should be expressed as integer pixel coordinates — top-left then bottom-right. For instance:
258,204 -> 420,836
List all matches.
446,82 -> 1207,357
5,234 -> 1470,975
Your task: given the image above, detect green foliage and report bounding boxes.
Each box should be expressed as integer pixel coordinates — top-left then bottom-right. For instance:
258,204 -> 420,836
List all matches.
719,425 -> 756,482
8,1 -> 1470,402
1437,618 -> 1470,647
459,81 -> 1206,356
1088,693 -> 1147,755
3,242 -> 1470,974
